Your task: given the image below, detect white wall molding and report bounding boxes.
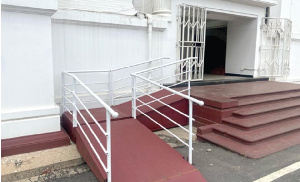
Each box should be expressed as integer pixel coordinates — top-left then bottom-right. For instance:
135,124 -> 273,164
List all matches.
292,33 -> 300,40
52,10 -> 168,29
58,0 -> 136,15
222,0 -> 277,7
2,106 -> 60,121
1,115 -> 60,139
1,0 -> 57,15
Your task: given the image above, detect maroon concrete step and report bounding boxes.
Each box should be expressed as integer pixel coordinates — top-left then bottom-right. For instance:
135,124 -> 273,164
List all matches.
233,98 -> 300,116
236,91 -> 300,106
191,81 -> 300,102
1,129 -> 70,157
193,116 -> 217,128
76,119 -> 206,182
212,117 -> 300,143
223,107 -> 300,129
193,104 -> 236,123
198,131 -> 300,158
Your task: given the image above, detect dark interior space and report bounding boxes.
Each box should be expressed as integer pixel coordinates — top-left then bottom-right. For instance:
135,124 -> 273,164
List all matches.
204,27 -> 227,75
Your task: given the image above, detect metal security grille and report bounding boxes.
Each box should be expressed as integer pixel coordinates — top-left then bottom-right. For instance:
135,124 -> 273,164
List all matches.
259,18 -> 292,77
177,4 -> 207,81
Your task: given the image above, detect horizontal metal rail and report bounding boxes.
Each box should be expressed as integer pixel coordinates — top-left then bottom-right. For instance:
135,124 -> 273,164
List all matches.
135,87 -> 195,122
136,97 -> 191,134
131,57 -> 204,165
111,57 -> 169,72
64,72 -> 119,118
134,57 -> 197,75
65,82 -> 109,86
72,102 -> 108,154
73,116 -> 108,172
64,57 -> 169,74
72,93 -> 107,136
136,108 -> 191,148
133,74 -> 204,106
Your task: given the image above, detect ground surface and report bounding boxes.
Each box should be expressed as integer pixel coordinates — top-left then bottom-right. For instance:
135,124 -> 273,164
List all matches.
43,142 -> 300,182
13,126 -> 300,182
7,124 -> 300,182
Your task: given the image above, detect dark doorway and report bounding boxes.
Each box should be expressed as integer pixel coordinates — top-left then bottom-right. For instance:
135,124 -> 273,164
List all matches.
204,27 -> 227,75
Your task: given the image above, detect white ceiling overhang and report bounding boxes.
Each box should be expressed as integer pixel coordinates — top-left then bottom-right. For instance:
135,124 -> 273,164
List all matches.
222,0 -> 278,7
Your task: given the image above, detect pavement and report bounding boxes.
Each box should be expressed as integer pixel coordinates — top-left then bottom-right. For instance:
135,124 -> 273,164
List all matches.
2,126 -> 300,182
1,143 -> 84,182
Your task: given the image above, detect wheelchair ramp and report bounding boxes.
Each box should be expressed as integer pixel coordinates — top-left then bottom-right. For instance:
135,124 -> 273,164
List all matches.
76,118 -> 206,182
62,89 -> 188,142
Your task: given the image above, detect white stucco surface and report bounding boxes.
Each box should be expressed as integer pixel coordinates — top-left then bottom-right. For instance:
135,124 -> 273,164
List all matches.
1,3 -> 60,139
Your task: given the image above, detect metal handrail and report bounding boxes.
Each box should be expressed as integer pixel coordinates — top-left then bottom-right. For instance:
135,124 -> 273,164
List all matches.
134,57 -> 197,75
62,72 -> 117,182
63,58 -> 170,107
111,57 -> 170,72
131,57 -> 204,165
133,74 -> 204,106
64,57 -> 169,73
64,72 -> 118,118
61,57 -> 171,182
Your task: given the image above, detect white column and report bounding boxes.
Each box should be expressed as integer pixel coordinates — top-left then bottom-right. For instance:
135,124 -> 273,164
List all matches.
152,0 -> 171,16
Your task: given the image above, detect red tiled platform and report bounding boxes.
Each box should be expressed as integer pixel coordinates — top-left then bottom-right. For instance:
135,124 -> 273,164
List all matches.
77,119 -> 206,182
62,90 -> 188,142
194,81 -> 300,158
1,129 -> 70,157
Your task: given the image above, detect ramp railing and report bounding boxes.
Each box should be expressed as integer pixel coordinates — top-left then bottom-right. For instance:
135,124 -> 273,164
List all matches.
62,57 -> 169,111
61,57 -> 168,181
131,57 -> 204,164
62,72 -> 118,182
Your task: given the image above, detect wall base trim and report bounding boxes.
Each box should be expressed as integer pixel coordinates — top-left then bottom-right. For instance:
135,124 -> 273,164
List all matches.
1,115 -> 61,139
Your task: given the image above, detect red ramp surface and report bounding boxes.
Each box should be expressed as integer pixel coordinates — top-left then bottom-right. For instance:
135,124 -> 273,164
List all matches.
76,118 -> 206,182
62,89 -> 188,142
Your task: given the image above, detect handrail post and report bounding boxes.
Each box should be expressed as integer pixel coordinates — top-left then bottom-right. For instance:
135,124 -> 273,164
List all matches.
106,110 -> 112,182
160,58 -> 163,84
188,58 -> 191,97
131,75 -> 137,119
72,77 -> 77,127
62,73 -> 66,113
108,70 -> 113,106
188,99 -> 193,164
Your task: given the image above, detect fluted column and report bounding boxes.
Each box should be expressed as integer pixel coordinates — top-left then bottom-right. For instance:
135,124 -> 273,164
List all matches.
152,0 -> 171,16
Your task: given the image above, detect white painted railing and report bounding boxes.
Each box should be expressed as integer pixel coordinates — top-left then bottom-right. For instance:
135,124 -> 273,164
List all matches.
131,57 -> 204,164
61,57 -> 168,181
62,72 -> 118,182
62,57 -> 169,110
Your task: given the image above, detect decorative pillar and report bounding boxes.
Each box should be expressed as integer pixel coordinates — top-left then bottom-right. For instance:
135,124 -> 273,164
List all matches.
152,0 -> 171,16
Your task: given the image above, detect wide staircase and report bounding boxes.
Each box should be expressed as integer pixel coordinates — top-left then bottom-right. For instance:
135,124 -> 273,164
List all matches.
196,82 -> 300,158
61,58 -> 207,182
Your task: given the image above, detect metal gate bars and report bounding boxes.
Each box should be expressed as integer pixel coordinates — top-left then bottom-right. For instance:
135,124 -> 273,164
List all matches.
177,4 -> 207,81
260,18 -> 292,78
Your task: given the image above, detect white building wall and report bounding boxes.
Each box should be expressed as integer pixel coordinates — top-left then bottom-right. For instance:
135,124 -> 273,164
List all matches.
51,10 -> 167,104
226,18 -> 259,76
1,1 -> 60,139
289,0 -> 300,81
